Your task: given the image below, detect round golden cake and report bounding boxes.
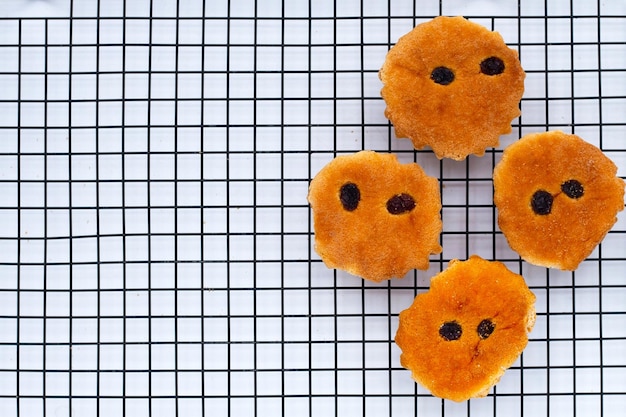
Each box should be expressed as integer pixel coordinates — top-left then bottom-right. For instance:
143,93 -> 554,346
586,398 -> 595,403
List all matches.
395,256 -> 536,402
379,16 -> 525,160
493,131 -> 625,270
307,150 -> 442,282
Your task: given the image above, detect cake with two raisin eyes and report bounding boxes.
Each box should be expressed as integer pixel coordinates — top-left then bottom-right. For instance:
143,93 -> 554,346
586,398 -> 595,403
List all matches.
307,150 -> 442,282
494,131 -> 625,270
379,16 -> 526,160
395,256 -> 536,402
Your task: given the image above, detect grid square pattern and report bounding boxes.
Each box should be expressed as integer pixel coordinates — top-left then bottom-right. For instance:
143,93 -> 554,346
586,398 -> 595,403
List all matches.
0,0 -> 625,416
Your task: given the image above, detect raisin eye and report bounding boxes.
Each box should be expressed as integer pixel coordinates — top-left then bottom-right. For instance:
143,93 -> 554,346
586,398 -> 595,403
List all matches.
340,183 -> 360,211
439,321 -> 462,341
386,193 -> 416,215
531,190 -> 553,215
431,66 -> 455,85
480,57 -> 505,75
477,319 -> 495,339
561,179 -> 584,199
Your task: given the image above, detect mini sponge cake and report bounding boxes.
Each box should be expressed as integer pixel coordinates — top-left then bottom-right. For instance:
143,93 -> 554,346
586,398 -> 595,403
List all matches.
308,150 -> 442,282
379,16 -> 525,160
494,131 -> 625,270
395,256 -> 536,402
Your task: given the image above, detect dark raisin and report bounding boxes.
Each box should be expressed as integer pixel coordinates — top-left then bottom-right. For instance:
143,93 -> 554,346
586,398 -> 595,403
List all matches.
339,183 -> 360,211
477,319 -> 495,339
431,66 -> 455,85
561,179 -> 584,199
480,57 -> 505,75
386,193 -> 416,215
439,321 -> 462,341
531,190 -> 553,215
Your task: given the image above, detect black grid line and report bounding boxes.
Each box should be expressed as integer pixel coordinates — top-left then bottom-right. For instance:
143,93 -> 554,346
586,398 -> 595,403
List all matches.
0,0 -> 625,416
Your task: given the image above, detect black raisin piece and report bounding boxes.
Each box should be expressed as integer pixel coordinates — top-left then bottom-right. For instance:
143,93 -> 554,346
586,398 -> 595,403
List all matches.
431,66 -> 455,85
439,321 -> 462,341
531,190 -> 553,215
480,56 -> 505,75
386,193 -> 416,215
477,319 -> 495,339
561,179 -> 584,199
339,183 -> 360,211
